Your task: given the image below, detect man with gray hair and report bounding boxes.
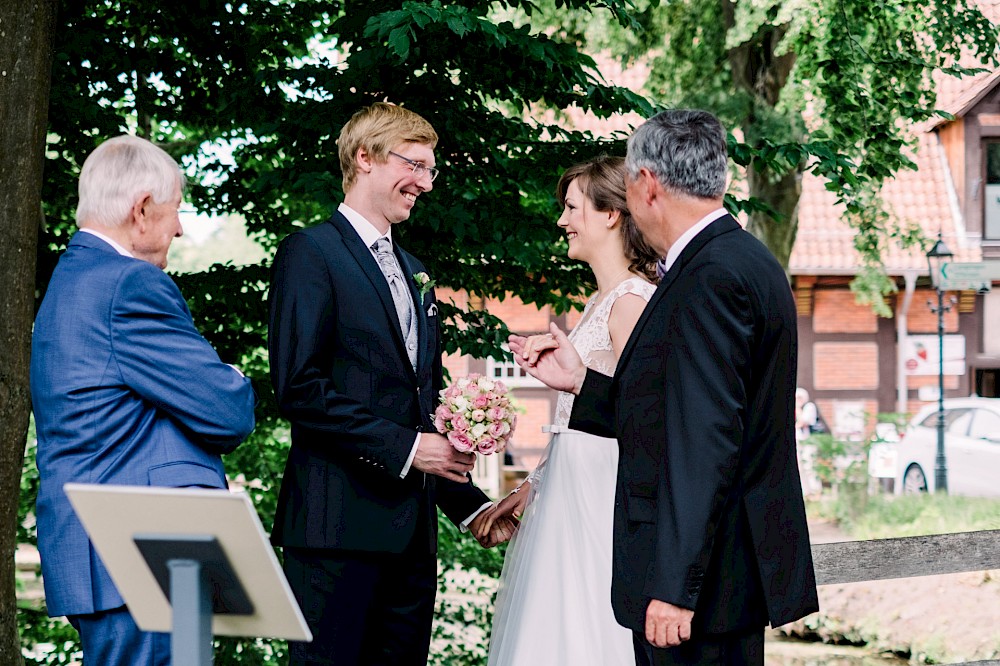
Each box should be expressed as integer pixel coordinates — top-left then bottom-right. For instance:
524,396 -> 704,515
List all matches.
30,135 -> 256,665
510,109 -> 818,664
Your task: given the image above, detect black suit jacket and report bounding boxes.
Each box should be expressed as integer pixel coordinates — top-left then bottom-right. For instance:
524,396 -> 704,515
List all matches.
571,214 -> 818,634
268,211 -> 489,554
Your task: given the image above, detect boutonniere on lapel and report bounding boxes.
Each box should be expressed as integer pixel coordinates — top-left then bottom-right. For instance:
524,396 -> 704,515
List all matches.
413,271 -> 435,297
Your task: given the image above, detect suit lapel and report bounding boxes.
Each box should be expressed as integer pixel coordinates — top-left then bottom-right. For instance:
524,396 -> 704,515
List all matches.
327,213 -> 415,377
615,215 -> 742,376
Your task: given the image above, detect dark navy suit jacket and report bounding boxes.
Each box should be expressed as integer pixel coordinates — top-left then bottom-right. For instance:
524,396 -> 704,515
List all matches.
268,212 -> 489,554
571,215 -> 819,635
31,231 -> 256,617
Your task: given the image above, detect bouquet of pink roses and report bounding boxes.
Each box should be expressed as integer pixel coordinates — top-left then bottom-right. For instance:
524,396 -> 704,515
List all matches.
433,373 -> 516,455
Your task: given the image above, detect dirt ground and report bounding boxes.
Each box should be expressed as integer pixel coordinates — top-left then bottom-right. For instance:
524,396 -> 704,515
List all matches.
778,519 -> 1000,663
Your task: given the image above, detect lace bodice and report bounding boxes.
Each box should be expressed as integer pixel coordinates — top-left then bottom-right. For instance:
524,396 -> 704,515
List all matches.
553,277 -> 657,426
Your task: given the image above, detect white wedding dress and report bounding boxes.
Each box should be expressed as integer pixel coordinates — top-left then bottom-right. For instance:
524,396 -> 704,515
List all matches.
488,276 -> 656,666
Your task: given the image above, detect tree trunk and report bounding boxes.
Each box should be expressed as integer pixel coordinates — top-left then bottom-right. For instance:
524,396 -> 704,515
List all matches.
0,1 -> 57,663
746,166 -> 800,267
723,0 -> 801,268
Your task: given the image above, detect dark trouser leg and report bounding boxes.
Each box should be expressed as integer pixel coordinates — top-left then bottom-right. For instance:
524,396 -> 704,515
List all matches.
283,548 -> 437,666
68,606 -> 170,666
363,553 -> 437,666
633,627 -> 764,666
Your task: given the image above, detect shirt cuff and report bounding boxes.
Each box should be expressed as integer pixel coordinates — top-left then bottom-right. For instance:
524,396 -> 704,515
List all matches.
458,502 -> 494,533
400,432 -> 421,479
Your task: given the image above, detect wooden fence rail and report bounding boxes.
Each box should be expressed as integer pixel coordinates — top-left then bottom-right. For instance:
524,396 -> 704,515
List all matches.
810,529 -> 1000,666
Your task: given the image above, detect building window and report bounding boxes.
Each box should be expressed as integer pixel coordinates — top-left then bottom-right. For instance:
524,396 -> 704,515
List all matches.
984,142 -> 1000,240
486,352 -> 545,388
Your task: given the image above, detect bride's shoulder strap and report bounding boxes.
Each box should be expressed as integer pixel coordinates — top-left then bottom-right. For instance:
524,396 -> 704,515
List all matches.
610,276 -> 657,304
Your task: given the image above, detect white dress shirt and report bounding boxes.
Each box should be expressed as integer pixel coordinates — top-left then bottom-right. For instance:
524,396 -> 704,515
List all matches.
78,227 -> 134,257
660,207 -> 729,274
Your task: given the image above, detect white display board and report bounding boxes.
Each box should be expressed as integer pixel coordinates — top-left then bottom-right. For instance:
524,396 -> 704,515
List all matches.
64,483 -> 311,641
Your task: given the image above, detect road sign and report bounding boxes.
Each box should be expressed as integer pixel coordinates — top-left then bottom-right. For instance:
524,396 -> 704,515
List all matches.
902,335 -> 966,375
936,261 -> 1000,292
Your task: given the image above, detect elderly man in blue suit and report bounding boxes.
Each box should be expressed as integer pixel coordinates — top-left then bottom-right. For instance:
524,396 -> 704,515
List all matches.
30,135 -> 256,666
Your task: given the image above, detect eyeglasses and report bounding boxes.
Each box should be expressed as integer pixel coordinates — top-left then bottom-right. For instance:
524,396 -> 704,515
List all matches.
388,151 -> 439,183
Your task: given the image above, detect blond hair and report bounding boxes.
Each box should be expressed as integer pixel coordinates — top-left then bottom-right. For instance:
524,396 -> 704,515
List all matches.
337,102 -> 438,192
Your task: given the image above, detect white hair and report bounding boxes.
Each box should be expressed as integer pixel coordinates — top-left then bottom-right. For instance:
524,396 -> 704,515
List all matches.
75,135 -> 184,228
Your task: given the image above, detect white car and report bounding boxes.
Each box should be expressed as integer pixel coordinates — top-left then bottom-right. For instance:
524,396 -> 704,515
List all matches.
894,397 -> 1000,497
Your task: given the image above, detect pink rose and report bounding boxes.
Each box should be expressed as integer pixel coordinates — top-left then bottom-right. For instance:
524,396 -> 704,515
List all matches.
447,430 -> 475,453
488,421 -> 505,438
435,404 -> 454,421
452,415 -> 469,432
434,415 -> 448,433
470,409 -> 487,423
445,385 -> 462,399
477,436 -> 497,455
472,394 -> 490,409
487,407 -> 507,422
494,380 -> 508,393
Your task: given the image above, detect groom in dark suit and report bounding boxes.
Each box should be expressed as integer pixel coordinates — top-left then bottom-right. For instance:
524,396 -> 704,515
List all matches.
268,102 -> 514,665
511,109 -> 818,665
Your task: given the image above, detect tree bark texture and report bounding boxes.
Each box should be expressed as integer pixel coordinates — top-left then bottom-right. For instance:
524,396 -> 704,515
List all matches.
722,0 -> 801,268
0,1 -> 56,663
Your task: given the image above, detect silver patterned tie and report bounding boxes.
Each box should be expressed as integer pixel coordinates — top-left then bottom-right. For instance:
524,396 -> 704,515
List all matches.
372,237 -> 417,368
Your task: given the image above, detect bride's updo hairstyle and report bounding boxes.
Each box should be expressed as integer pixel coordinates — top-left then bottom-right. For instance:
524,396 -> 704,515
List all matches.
555,155 -> 660,283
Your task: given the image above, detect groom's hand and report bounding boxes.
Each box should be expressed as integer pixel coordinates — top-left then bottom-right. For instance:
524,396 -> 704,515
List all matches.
412,433 -> 476,483
508,323 -> 586,394
469,510 -> 516,548
645,599 -> 693,648
476,481 -> 531,541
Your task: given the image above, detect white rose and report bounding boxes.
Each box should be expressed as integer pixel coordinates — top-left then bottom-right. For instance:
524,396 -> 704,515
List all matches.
451,396 -> 470,412
477,376 -> 495,392
471,423 -> 488,440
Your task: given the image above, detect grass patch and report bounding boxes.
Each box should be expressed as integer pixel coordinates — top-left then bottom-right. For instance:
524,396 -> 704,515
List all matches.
830,491 -> 1000,540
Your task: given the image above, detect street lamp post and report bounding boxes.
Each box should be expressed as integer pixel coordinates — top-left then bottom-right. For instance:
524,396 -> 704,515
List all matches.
926,234 -> 954,494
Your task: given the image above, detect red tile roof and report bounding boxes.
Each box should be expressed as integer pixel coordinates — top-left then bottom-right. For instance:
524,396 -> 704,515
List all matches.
791,131 -> 980,275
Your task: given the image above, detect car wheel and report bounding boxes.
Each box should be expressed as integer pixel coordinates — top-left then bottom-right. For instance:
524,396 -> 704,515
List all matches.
903,464 -> 928,494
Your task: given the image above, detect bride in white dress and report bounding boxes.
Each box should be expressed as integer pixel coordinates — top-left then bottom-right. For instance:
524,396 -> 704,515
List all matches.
480,156 -> 660,666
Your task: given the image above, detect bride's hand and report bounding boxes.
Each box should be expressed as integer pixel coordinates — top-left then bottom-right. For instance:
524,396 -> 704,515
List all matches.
517,333 -> 559,367
509,324 -> 585,394
477,480 -> 532,540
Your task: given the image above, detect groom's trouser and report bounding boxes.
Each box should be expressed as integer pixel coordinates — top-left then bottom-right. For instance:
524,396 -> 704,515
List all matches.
633,627 -> 764,666
283,544 -> 437,666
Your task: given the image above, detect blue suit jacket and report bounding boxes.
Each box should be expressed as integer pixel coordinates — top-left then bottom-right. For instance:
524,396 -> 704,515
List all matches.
31,231 -> 256,617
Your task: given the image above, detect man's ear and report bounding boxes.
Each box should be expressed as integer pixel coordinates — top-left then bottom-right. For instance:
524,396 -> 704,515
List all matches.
356,146 -> 373,174
130,192 -> 153,229
639,169 -> 659,206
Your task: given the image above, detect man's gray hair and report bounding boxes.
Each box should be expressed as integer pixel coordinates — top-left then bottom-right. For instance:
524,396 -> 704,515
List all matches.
76,135 -> 184,228
625,109 -> 728,200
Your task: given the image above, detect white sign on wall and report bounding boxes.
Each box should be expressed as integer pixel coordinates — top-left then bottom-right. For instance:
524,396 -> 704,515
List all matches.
902,335 -> 966,376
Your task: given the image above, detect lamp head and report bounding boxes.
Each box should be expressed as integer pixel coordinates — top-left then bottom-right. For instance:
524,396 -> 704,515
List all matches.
925,233 -> 954,289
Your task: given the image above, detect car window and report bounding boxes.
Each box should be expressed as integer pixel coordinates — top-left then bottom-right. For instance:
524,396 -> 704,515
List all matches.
948,409 -> 974,436
918,408 -> 969,430
968,409 -> 1000,442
